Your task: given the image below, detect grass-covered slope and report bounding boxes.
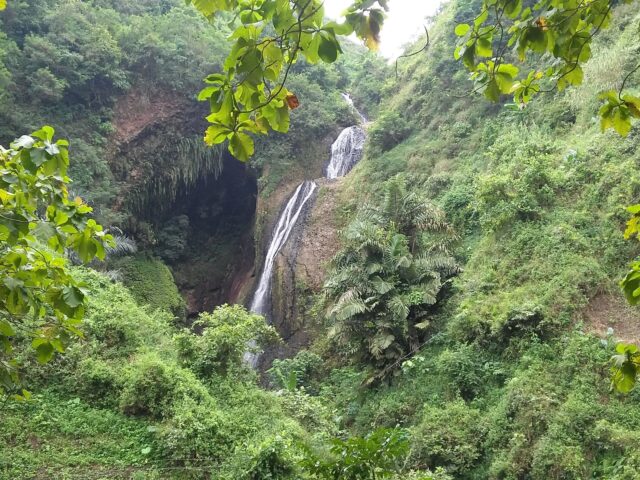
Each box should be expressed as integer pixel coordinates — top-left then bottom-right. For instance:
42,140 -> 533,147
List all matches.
1,270 -> 316,479
315,1 -> 640,478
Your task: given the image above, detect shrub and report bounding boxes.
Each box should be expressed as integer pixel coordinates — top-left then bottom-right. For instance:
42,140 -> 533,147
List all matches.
111,256 -> 186,319
269,350 -> 324,393
278,389 -> 336,434
157,397 -> 232,466
530,440 -> 587,480
367,111 -> 412,153
435,344 -> 489,400
119,353 -> 210,419
474,151 -> 562,231
303,428 -> 410,480
77,267 -> 174,357
75,358 -> 122,408
244,436 -> 299,480
410,400 -> 485,473
176,304 -> 280,378
325,176 -> 458,376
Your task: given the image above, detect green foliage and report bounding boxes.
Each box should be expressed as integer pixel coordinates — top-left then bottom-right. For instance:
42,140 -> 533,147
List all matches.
610,342 -> 640,393
119,352 -> 210,418
2,269 -> 310,476
269,349 -> 323,392
0,127 -> 112,397
0,390 -> 158,479
325,176 -> 458,377
278,388 -> 337,435
7,0 -> 640,478
366,110 -> 412,153
156,396 -> 231,468
316,3 -> 640,478
454,0 -> 640,135
434,343 -> 500,400
410,399 -> 485,473
474,150 -> 562,230
191,0 -> 388,160
621,204 -> 640,307
0,0 -> 233,221
175,304 -> 280,378
303,428 -> 410,480
244,436 -> 299,480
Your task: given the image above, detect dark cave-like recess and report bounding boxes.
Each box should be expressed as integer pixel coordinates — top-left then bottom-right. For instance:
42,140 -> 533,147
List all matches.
145,155 -> 258,317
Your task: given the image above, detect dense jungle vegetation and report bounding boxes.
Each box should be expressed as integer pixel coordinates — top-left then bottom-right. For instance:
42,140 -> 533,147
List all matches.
3,0 -> 640,478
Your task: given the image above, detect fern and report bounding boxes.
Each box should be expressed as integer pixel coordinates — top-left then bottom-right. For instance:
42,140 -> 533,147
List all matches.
324,175 -> 460,376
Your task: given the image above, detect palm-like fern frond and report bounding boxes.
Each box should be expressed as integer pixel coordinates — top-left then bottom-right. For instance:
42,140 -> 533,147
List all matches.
106,234 -> 138,258
414,253 -> 459,277
387,295 -> 410,321
330,289 -> 367,322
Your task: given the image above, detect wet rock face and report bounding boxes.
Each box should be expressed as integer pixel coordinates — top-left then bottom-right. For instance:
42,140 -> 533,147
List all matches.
250,181 -> 318,317
253,105 -> 367,370
263,180 -> 342,366
108,89 -> 259,319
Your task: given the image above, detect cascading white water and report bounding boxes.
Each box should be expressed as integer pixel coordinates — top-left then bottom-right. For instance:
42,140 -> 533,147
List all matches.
250,180 -> 318,315
325,126 -> 366,179
245,181 -> 317,367
246,95 -> 367,367
341,93 -> 367,123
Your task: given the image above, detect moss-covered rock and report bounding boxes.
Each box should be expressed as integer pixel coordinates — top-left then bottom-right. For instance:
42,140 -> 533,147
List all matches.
112,256 -> 186,320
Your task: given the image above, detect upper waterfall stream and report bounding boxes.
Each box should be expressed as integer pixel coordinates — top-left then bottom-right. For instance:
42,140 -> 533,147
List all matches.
246,95 -> 366,367
326,126 -> 366,179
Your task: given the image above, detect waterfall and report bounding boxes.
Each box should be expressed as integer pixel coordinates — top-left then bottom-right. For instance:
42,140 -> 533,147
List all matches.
250,181 -> 318,315
245,181 -> 317,367
325,126 -> 366,179
245,94 -> 367,368
341,93 -> 367,123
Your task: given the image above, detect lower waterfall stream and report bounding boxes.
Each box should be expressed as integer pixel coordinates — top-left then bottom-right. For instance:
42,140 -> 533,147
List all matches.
249,180 -> 318,317
245,95 -> 366,367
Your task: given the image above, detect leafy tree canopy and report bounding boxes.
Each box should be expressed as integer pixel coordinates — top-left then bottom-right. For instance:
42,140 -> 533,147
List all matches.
0,127 -> 112,399
186,0 -> 640,163
452,0 -> 640,136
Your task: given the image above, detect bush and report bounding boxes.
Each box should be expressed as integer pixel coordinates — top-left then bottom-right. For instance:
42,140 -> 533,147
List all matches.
244,436 -> 299,480
119,353 -> 210,419
157,397 -> 232,466
410,400 -> 485,473
474,153 -> 562,231
435,344 -> 490,400
530,440 -> 587,480
75,358 -> 122,408
278,389 -> 336,434
176,304 -> 280,378
269,350 -> 324,393
367,111 -> 412,153
111,256 -> 186,319
78,267 -> 174,357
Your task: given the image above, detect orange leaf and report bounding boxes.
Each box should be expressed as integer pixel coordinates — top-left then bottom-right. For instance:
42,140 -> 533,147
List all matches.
286,93 -> 300,110
535,17 -> 548,31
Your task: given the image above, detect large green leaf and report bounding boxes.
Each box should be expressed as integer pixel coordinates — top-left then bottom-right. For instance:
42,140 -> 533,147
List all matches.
228,132 -> 254,162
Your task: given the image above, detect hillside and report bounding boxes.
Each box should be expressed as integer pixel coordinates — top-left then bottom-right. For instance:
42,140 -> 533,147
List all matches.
3,0 -> 640,478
